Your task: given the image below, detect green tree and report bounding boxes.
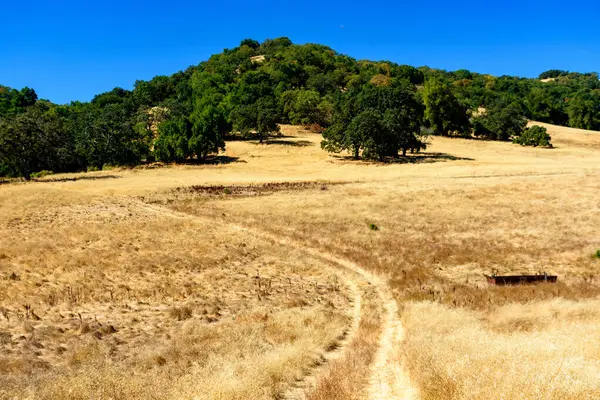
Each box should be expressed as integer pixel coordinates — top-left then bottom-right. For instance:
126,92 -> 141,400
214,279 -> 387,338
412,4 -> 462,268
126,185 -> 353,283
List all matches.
91,87 -> 133,108
0,108 -> 44,180
321,91 -> 356,154
513,125 -> 552,147
345,109 -> 385,159
240,38 -> 260,50
154,116 -> 192,162
72,103 -> 149,169
231,97 -> 280,143
14,87 -> 38,109
280,89 -> 324,125
153,106 -> 226,163
391,65 -> 425,85
524,86 -> 568,125
453,69 -> 473,81
190,103 -> 227,159
382,108 -> 425,156
0,86 -> 38,116
422,79 -> 470,136
259,37 -> 293,55
357,84 -> 425,156
0,103 -> 71,179
132,76 -> 177,108
567,90 -> 600,130
322,84 -> 425,160
473,100 -> 527,141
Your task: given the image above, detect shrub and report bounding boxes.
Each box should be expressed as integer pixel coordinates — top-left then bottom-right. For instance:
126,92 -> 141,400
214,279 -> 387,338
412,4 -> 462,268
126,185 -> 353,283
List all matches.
593,249 -> 600,260
30,170 -> 53,179
513,125 -> 552,147
369,223 -> 379,231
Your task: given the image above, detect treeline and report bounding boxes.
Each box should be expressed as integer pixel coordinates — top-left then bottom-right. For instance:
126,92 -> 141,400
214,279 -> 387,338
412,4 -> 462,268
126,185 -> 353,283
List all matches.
1,37 -> 599,179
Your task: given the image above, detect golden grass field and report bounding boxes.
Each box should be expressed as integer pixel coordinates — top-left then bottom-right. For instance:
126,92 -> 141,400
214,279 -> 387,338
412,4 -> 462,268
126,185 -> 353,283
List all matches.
1,122 -> 599,399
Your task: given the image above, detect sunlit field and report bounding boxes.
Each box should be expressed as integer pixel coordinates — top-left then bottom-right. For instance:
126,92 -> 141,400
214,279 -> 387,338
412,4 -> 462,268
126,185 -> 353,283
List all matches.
1,122 -> 599,399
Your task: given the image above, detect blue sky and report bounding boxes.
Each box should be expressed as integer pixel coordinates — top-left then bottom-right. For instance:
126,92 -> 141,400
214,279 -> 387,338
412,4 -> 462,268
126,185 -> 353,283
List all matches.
1,0 -> 598,104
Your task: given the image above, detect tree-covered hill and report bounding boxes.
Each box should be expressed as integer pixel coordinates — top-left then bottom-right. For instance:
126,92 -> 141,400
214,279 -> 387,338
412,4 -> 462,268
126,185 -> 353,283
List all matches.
1,37 -> 599,179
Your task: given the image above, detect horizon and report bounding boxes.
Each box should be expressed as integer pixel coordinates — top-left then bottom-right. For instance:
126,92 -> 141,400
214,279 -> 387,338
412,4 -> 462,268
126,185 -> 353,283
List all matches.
2,0 -> 599,104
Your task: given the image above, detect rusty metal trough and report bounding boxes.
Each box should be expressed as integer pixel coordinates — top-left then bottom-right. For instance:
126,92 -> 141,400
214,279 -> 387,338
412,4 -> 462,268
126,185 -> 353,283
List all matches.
485,273 -> 558,285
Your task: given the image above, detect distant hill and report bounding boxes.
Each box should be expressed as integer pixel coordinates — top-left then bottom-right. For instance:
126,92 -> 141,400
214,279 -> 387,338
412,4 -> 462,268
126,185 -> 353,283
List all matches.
1,37 -> 599,179
2,37 -> 598,127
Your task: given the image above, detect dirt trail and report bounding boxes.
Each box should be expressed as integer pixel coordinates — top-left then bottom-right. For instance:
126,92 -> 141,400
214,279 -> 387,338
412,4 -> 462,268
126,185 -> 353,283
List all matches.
265,238 -> 416,400
368,289 -> 417,400
135,199 -> 417,399
283,272 -> 361,400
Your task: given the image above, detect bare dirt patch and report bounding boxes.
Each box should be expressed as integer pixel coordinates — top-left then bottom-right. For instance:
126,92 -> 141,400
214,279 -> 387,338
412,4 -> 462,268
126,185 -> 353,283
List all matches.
171,181 -> 343,198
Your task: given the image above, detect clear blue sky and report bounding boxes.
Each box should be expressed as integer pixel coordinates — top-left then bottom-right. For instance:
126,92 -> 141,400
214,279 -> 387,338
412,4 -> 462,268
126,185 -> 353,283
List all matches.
1,0 -> 598,104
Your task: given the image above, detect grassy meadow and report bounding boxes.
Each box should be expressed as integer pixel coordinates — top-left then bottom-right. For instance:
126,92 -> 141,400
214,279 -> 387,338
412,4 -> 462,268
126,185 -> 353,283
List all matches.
1,122 -> 599,399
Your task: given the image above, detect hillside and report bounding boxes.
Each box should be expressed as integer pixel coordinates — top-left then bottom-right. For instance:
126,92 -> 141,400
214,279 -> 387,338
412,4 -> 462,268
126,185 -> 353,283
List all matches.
528,120 -> 600,149
1,37 -> 599,180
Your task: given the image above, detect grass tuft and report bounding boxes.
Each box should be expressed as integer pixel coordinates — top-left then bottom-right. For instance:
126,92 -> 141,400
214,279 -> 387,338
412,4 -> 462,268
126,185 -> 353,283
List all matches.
169,306 -> 193,321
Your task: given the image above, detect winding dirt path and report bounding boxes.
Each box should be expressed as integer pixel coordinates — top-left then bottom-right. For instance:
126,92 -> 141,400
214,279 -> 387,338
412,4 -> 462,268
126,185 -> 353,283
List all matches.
135,200 -> 416,399
282,271 -> 362,400
368,288 -> 417,400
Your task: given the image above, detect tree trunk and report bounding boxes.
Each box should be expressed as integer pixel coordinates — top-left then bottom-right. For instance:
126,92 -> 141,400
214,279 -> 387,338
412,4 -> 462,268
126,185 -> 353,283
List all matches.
402,147 -> 407,157
354,147 -> 359,160
437,122 -> 445,136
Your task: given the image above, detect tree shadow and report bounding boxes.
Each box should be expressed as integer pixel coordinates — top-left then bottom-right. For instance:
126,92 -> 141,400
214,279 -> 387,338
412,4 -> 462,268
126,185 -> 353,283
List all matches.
0,156 -> 244,184
332,152 -> 474,164
224,134 -> 299,141
262,139 -> 314,147
140,156 -> 244,168
34,174 -> 122,183
390,152 -> 474,164
136,156 -> 244,169
182,156 -> 244,165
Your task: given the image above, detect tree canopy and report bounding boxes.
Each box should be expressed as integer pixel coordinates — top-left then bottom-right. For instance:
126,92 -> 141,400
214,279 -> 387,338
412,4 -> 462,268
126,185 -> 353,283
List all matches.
422,79 -> 470,137
473,100 -> 527,141
322,83 -> 426,160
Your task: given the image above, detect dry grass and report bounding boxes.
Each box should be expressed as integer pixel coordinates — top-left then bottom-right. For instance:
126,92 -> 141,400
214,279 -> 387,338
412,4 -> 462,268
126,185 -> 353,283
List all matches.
1,123 -> 600,398
4,307 -> 347,400
307,285 -> 382,400
402,299 -> 600,399
0,188 -> 353,399
159,124 -> 600,398
528,120 -> 600,150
